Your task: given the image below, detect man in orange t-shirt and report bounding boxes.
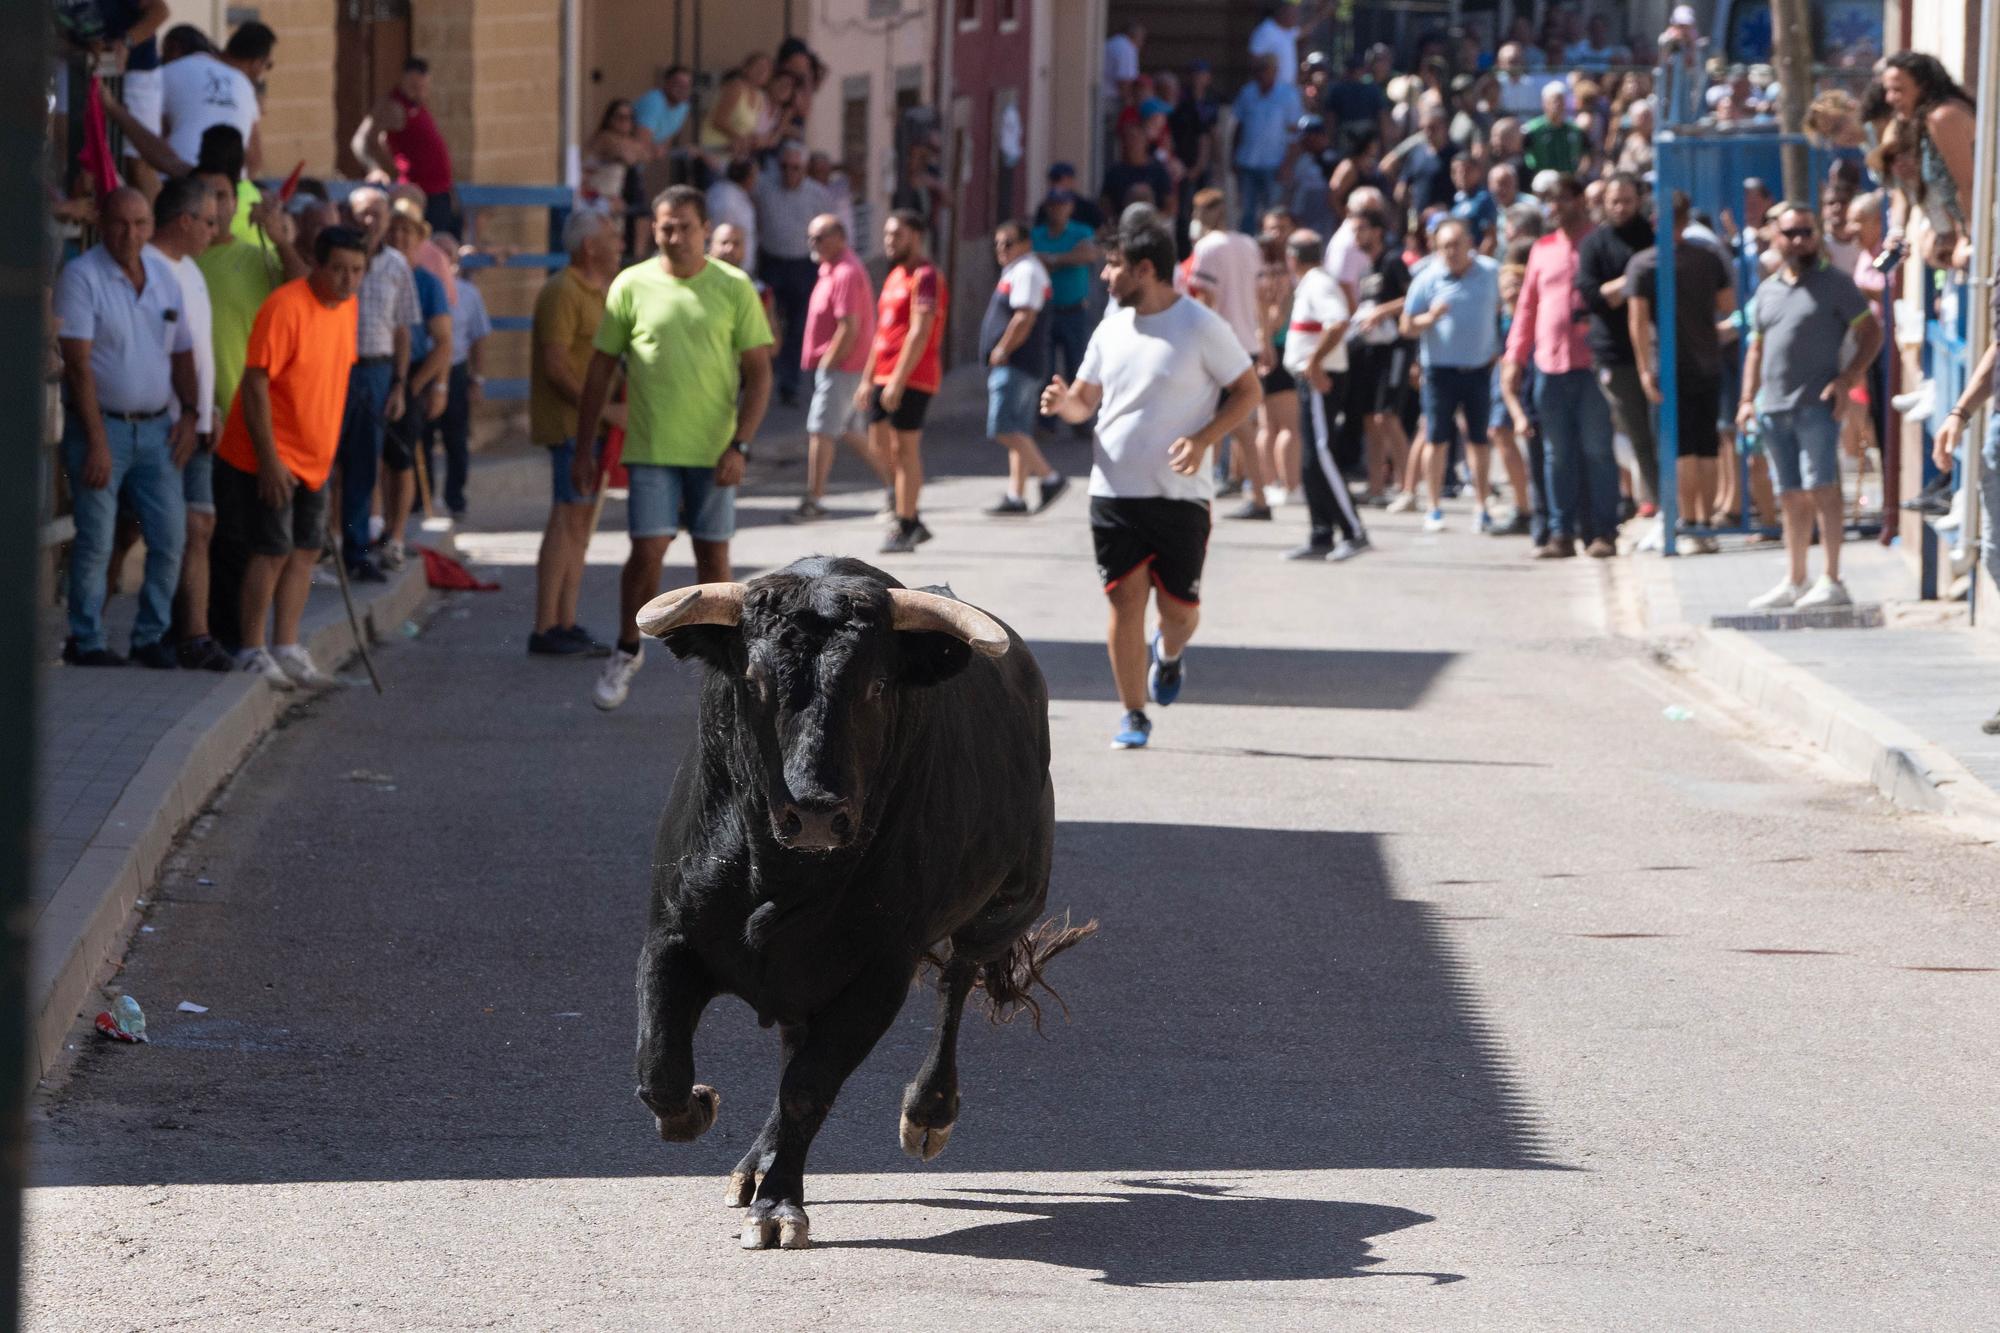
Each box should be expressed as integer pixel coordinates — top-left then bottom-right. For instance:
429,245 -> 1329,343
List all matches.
213,225 -> 367,689
853,209 -> 946,554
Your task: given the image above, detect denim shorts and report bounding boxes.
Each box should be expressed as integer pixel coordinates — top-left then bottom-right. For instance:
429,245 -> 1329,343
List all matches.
1421,364 -> 1493,448
626,462 -> 735,541
548,438 -> 600,506
1759,401 -> 1840,494
807,366 -> 863,437
987,365 -> 1043,438
183,447 -> 215,514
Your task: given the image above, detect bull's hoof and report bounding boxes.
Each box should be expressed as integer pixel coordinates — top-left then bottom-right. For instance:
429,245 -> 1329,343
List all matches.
899,1112 -> 954,1162
725,1170 -> 757,1208
741,1201 -> 810,1250
646,1083 -> 720,1142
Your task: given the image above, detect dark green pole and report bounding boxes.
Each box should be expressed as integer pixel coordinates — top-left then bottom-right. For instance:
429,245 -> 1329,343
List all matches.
1,3 -> 52,1328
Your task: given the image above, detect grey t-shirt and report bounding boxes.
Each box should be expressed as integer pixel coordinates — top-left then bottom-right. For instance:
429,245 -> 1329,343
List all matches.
1749,261 -> 1872,413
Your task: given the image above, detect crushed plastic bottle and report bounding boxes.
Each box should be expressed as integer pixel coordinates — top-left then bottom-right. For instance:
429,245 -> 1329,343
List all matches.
95,994 -> 148,1043
1662,705 -> 1695,723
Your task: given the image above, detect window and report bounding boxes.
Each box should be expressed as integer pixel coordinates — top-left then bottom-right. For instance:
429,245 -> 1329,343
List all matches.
957,0 -> 979,29
867,0 -> 900,17
998,0 -> 1019,31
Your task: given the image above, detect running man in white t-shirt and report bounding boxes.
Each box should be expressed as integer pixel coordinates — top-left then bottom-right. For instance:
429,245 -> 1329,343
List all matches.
1040,205 -> 1262,751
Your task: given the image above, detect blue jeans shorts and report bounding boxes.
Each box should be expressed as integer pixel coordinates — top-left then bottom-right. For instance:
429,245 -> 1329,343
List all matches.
1759,402 -> 1840,494
1421,364 -> 1494,448
183,446 -> 215,514
987,365 -> 1042,438
548,438 -> 601,505
626,462 -> 735,541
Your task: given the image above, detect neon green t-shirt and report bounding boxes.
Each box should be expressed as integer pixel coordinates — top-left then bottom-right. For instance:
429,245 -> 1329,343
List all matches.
230,180 -> 276,255
196,237 -> 283,421
594,257 -> 773,467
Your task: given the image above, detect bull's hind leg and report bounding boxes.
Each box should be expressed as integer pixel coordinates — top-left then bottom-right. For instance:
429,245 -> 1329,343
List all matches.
634,928 -> 721,1142
727,1022 -> 804,1207
742,961 -> 912,1251
899,957 -> 977,1162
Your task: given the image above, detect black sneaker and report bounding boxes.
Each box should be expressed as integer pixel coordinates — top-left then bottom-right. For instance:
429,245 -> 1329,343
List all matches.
129,639 -> 179,670
912,519 -> 934,546
348,558 -> 389,584
879,524 -> 919,554
1283,542 -> 1334,561
61,639 -> 128,667
985,495 -> 1031,517
1035,474 -> 1070,513
528,628 -> 590,656
1226,501 -> 1273,521
787,498 -> 827,523
1983,708 -> 2000,737
176,636 -> 237,672
562,625 -> 614,657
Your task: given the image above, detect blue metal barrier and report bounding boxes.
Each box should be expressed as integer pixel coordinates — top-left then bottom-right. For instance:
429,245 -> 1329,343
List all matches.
456,185 -> 574,402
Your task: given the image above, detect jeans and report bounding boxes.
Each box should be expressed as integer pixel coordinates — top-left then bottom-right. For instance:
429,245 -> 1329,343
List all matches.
1759,400 -> 1840,494
1235,166 -> 1279,233
62,412 -> 185,652
1535,367 -> 1618,541
336,359 -> 395,565
1981,413 -> 2000,591
760,252 -> 818,400
1300,377 -> 1366,544
1598,361 -> 1659,506
421,361 -> 472,514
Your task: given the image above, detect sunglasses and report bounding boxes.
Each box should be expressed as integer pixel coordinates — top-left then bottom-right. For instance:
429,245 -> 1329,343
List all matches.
1779,227 -> 1817,240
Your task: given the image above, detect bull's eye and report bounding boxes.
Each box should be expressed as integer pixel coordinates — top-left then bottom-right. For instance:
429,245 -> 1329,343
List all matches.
746,666 -> 771,703
866,676 -> 888,700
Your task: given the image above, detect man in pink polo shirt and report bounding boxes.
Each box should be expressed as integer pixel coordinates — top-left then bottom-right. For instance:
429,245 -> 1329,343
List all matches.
792,212 -> 887,521
1500,173 -> 1613,559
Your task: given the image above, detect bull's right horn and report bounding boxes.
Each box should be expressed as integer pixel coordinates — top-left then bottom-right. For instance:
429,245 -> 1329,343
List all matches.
637,583 -> 746,637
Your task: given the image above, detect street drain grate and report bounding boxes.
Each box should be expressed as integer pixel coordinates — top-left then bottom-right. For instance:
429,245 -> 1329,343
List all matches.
1709,603 -> 1887,632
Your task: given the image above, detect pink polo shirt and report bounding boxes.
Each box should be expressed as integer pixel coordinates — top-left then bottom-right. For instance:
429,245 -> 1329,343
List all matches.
1504,226 -> 1594,376
803,247 -> 875,375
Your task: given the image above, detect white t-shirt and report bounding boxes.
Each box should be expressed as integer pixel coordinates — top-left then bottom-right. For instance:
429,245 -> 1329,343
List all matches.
1190,230 -> 1263,357
999,252 -> 1051,312
1103,34 -> 1140,102
147,244 -> 214,433
1249,18 -> 1300,84
160,54 -> 259,166
1284,267 -> 1350,375
1323,222 -> 1370,294
1078,296 -> 1253,503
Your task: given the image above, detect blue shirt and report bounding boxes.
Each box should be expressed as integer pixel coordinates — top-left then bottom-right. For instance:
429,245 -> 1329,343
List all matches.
1032,220 -> 1096,308
1449,189 -> 1499,244
409,265 -> 450,364
632,88 -> 690,144
1403,254 -> 1502,368
1231,81 -> 1302,170
53,245 -> 192,414
450,279 -> 492,365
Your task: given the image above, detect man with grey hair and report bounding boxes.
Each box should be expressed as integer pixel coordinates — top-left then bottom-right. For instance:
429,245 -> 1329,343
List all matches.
333,184 -> 416,581
754,139 -> 831,405
526,206 -> 622,656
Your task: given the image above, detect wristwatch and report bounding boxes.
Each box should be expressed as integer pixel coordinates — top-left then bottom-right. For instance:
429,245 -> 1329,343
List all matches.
727,439 -> 751,464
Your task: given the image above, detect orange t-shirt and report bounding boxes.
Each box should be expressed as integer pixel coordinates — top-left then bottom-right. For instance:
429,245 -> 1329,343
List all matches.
872,261 -> 946,394
217,277 -> 357,489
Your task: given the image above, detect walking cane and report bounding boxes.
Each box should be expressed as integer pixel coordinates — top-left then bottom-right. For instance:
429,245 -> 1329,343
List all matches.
329,519 -> 386,696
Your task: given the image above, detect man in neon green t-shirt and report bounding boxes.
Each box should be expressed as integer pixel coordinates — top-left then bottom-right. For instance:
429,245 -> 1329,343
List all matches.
572,183 -> 774,712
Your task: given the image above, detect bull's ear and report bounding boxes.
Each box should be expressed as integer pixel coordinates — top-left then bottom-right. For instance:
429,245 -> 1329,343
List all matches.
660,624 -> 741,671
897,630 -> 974,688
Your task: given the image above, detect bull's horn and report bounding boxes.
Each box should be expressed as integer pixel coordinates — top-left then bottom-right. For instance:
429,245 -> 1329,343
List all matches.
637,583 -> 746,637
887,589 -> 1010,658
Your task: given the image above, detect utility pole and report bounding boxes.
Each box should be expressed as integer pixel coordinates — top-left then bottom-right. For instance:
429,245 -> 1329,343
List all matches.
2,5 -> 52,1329
1768,0 -> 1815,200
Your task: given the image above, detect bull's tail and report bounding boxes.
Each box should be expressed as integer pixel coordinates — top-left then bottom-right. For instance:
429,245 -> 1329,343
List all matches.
975,914 -> 1099,1032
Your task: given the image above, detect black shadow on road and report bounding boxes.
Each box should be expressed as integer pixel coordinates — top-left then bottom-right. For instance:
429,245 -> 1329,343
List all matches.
1029,642 -> 1458,710
831,1180 -> 1463,1286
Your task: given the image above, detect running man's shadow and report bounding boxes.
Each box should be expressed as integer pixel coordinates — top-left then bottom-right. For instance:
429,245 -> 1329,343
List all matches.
829,1179 -> 1463,1287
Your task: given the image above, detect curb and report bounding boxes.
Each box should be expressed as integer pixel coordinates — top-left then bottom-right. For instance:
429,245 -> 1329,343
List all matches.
1685,627 -> 2000,841
30,555 -> 434,1080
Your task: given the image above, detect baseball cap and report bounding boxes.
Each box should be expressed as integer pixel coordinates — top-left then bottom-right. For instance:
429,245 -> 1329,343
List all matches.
1139,98 -> 1171,119
1450,73 -> 1478,95
1542,79 -> 1570,99
1670,4 -> 1697,24
1047,161 -> 1075,182
1295,113 -> 1327,135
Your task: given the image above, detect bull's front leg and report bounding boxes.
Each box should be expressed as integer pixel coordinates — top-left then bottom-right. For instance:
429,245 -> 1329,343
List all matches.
742,960 -> 914,1251
635,926 -> 721,1142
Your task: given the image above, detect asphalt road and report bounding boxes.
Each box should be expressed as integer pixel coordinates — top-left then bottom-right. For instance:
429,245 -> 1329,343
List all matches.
25,382 -> 2000,1329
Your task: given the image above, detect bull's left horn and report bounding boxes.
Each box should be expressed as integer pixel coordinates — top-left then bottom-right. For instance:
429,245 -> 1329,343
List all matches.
637,583 -> 747,637
887,589 -> 1010,658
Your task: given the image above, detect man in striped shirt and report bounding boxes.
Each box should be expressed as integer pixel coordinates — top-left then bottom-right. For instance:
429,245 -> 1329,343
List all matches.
333,185 -> 417,581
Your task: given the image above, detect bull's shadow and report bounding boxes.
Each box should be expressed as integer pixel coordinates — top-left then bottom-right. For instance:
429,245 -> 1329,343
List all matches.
829,1180 -> 1463,1287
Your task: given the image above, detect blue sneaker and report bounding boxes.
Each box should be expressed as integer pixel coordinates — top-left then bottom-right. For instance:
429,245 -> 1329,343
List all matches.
1112,710 -> 1152,749
1148,633 -> 1184,707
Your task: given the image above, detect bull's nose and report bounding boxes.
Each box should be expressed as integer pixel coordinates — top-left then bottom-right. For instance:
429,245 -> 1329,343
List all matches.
779,798 -> 855,850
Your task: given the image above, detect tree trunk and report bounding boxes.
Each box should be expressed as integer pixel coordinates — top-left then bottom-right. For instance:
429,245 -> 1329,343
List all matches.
1769,0 -> 1816,201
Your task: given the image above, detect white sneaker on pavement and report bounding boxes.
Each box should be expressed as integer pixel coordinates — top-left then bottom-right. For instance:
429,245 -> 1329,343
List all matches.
593,645 -> 644,712
379,539 -> 406,572
1794,575 -> 1852,609
1422,508 -> 1447,533
1748,579 -> 1806,610
1386,491 -> 1418,514
237,646 -> 296,690
272,644 -> 340,689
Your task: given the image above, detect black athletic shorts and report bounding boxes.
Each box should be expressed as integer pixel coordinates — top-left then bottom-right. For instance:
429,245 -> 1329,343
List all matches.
868,384 -> 933,431
383,401 -> 420,470
1090,496 -> 1211,606
214,456 -> 328,557
1676,370 -> 1721,459
1259,361 -> 1296,396
1350,341 -> 1415,416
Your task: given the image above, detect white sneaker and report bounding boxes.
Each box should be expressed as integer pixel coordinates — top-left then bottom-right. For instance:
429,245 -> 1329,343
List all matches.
1748,579 -> 1805,610
1386,491 -> 1418,514
1284,486 -> 1306,507
1934,485 -> 1968,533
1794,575 -> 1852,609
368,514 -> 386,543
379,539 -> 406,571
272,644 -> 339,689
237,647 -> 296,690
1264,484 -> 1289,508
1422,508 -> 1447,533
593,645 -> 644,712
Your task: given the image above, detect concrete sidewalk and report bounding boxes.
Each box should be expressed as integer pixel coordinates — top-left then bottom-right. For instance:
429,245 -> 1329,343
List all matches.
31,556 -> 433,1079
1617,533 -> 2000,840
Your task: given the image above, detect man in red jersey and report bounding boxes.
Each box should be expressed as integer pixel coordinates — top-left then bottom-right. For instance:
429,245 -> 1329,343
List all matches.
854,209 -> 947,554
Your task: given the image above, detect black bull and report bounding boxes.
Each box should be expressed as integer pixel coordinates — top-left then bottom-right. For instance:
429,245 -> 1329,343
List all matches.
632,557 -> 1095,1250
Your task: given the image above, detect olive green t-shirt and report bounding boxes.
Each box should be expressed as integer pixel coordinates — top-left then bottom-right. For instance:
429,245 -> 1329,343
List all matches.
593,257 -> 772,467
529,266 -> 607,446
